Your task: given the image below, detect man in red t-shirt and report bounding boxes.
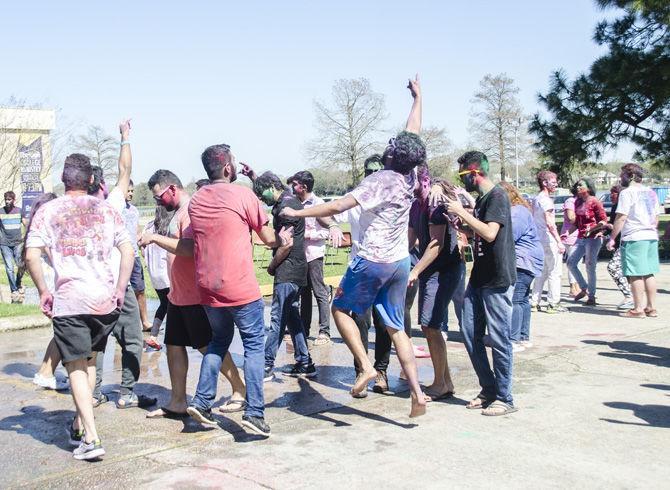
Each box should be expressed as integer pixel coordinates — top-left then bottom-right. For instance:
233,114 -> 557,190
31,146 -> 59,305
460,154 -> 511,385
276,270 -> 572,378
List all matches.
140,169 -> 246,420
185,144 -> 289,437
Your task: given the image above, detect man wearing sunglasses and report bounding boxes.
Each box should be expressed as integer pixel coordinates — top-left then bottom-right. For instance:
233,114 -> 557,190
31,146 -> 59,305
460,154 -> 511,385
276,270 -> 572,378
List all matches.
444,151 -> 517,417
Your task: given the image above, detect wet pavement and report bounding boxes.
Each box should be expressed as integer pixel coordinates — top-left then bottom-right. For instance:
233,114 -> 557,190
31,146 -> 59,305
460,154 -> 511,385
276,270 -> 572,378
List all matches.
0,262 -> 669,488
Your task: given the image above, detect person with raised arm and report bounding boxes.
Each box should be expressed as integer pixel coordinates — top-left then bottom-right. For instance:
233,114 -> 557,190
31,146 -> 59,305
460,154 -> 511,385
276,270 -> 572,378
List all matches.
280,76 -> 428,418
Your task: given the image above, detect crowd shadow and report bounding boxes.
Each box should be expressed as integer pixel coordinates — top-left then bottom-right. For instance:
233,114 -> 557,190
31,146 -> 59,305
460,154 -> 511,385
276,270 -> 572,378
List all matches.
601,401 -> 670,428
582,340 -> 670,368
3,362 -> 39,378
267,376 -> 417,429
641,383 -> 670,392
0,405 -> 77,452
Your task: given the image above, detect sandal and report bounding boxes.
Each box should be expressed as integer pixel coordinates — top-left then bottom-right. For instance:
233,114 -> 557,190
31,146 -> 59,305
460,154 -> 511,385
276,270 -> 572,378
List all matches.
619,309 -> 646,319
482,400 -> 518,416
218,398 -> 247,413
466,394 -> 494,410
644,308 -> 658,318
92,393 -> 109,408
146,406 -> 189,419
116,393 -> 158,409
425,390 -> 455,402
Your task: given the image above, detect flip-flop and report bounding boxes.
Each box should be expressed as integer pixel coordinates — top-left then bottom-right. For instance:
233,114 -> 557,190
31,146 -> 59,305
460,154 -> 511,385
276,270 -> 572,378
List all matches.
466,394 -> 494,410
482,400 -> 518,416
218,399 -> 247,413
146,406 -> 189,419
425,391 -> 455,402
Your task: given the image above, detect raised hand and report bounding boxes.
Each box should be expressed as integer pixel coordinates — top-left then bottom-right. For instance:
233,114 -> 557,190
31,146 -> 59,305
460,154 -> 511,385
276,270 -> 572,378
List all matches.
407,74 -> 421,99
240,162 -> 256,180
444,195 -> 465,218
119,119 -> 132,140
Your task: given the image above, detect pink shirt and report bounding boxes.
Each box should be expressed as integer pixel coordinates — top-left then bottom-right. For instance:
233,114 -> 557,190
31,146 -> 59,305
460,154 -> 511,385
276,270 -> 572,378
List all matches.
25,194 -> 129,317
166,202 -> 201,306
560,197 -> 578,246
188,183 -> 269,307
302,194 -> 330,262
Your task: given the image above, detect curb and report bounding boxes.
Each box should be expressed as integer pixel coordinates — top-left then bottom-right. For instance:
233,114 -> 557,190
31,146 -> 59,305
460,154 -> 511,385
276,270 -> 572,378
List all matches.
0,314 -> 51,333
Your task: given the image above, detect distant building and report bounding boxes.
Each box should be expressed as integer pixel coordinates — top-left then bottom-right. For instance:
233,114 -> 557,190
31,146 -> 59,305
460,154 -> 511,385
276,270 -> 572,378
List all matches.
0,108 -> 55,216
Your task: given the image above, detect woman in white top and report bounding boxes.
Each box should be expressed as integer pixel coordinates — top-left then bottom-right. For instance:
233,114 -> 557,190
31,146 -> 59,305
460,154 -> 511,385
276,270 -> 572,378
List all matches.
143,205 -> 174,350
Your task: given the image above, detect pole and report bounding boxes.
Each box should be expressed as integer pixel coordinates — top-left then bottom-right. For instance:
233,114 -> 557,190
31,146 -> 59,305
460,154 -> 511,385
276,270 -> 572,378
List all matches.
514,123 -> 519,188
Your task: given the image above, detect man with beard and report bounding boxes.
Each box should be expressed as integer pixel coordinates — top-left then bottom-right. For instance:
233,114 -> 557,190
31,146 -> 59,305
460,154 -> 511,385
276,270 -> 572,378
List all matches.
140,169 -> 247,419
444,151 -> 517,417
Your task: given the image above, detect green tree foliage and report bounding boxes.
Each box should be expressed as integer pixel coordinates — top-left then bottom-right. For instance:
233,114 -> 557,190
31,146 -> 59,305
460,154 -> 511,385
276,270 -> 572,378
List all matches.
531,0 -> 670,183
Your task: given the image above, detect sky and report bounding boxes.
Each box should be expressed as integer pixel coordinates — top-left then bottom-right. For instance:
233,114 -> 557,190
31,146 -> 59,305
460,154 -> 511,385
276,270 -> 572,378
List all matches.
1,0 -> 633,184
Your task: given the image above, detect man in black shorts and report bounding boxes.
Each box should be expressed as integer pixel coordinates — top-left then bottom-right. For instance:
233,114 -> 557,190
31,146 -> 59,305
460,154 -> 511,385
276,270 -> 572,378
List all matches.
141,169 -> 247,418
25,153 -> 135,460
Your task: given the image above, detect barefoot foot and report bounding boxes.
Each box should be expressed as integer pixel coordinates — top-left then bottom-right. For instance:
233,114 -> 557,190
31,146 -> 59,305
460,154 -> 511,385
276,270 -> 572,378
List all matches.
410,392 -> 427,418
350,369 -> 376,398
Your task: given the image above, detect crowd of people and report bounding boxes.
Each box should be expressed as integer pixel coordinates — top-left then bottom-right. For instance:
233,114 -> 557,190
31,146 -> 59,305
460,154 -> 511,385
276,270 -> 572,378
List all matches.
0,76 -> 662,461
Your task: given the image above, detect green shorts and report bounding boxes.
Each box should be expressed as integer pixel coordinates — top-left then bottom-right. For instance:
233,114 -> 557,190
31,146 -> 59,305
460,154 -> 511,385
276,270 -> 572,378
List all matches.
621,240 -> 659,277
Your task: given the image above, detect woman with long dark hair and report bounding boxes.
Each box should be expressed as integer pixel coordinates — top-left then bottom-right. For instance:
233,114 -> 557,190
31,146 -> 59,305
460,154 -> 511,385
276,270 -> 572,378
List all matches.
142,205 -> 175,350
566,178 -> 608,306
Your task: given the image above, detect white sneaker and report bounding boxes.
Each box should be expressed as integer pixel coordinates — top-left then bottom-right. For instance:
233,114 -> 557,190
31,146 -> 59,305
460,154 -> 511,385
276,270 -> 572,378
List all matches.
33,373 -> 70,391
617,299 -> 634,310
512,343 -> 526,353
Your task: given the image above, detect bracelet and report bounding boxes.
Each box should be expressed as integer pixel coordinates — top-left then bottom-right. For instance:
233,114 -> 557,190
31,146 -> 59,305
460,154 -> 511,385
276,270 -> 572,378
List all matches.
121,141 -> 131,146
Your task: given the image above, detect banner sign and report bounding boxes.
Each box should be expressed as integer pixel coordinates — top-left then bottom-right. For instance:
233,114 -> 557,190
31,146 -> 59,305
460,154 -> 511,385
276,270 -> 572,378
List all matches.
18,137 -> 44,217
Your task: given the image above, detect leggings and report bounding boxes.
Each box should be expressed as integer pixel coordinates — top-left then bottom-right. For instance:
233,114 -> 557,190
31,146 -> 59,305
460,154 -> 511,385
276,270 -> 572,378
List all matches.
607,248 -> 631,298
151,287 -> 170,337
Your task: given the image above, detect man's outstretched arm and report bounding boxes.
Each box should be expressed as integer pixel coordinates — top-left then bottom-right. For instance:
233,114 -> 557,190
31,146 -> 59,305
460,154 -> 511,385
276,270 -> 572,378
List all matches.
281,195 -> 358,219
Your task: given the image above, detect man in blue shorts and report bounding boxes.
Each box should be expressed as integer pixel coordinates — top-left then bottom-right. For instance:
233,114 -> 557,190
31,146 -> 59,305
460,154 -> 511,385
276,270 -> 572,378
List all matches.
281,76 -> 427,417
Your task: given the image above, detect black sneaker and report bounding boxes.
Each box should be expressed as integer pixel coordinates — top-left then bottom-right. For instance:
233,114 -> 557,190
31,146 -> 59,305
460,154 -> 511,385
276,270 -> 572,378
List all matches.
263,366 -> 274,382
186,405 -> 217,426
287,362 -> 317,378
67,419 -> 84,447
73,439 -> 105,460
241,415 -> 271,438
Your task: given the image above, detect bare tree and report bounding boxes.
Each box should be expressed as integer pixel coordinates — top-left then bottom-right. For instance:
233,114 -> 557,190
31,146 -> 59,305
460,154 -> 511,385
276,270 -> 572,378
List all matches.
75,125 -> 119,183
307,78 -> 387,186
469,74 -> 525,181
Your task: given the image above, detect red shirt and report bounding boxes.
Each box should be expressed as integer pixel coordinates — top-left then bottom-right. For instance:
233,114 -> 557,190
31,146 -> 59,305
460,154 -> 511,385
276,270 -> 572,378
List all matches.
188,183 -> 269,307
574,196 -> 607,239
166,202 -> 201,306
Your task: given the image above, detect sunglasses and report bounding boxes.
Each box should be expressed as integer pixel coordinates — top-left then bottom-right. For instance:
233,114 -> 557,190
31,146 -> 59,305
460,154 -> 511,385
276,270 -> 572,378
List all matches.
153,185 -> 171,203
458,169 -> 480,177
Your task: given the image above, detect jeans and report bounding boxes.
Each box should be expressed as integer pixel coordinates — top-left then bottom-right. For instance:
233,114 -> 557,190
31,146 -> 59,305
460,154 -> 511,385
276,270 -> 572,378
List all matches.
0,243 -> 23,293
419,262 -> 466,329
192,298 -> 266,418
511,269 -> 534,342
300,257 -> 331,337
531,240 -> 562,305
462,283 -> 514,404
265,282 -> 311,368
354,307 -> 391,373
94,288 -> 143,397
566,237 -> 603,298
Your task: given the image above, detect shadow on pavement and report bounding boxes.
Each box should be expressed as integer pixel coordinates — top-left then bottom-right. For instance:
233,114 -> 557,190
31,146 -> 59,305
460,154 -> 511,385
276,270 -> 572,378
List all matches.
601,401 -> 670,428
582,340 -> 670,368
2,362 -> 38,378
0,406 -> 75,451
641,383 -> 670,392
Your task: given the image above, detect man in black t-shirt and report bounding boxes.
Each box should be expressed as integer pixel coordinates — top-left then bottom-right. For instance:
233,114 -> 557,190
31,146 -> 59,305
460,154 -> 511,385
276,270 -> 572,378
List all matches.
445,151 -> 517,416
250,170 -> 315,380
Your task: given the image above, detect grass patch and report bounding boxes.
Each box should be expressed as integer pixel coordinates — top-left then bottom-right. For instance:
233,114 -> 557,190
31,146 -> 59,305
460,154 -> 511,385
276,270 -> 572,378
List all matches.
0,303 -> 41,317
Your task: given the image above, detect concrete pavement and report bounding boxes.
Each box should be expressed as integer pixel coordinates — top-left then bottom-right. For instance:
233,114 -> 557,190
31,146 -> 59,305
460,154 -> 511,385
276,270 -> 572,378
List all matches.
0,262 -> 668,488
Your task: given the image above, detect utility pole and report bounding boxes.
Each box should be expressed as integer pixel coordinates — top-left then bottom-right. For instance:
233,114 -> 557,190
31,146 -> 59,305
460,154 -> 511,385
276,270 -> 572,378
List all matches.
514,117 -> 522,188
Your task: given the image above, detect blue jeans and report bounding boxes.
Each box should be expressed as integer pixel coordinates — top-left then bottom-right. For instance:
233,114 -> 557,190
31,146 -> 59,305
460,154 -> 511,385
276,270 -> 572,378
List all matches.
462,283 -> 514,404
0,244 -> 23,293
566,237 -> 603,298
511,269 -> 534,342
191,299 -> 266,418
265,282 -> 311,368
419,262 -> 465,329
